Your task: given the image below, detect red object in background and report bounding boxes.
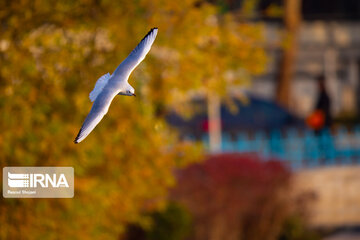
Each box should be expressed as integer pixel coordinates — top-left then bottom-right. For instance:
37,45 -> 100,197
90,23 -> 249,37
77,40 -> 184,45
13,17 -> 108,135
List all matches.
201,120 -> 209,132
171,153 -> 291,240
201,120 -> 222,132
306,110 -> 325,130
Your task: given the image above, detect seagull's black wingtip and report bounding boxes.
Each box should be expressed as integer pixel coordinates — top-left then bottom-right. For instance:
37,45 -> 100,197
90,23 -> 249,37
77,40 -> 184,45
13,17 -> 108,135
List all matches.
74,132 -> 81,144
141,28 -> 158,42
149,27 -> 158,33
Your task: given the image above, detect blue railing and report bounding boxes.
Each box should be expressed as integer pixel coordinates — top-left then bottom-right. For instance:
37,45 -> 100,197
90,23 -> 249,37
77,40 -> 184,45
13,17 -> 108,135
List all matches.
201,126 -> 360,169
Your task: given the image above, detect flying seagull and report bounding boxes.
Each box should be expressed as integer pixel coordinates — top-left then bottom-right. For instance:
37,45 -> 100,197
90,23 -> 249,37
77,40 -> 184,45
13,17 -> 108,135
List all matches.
74,27 -> 158,143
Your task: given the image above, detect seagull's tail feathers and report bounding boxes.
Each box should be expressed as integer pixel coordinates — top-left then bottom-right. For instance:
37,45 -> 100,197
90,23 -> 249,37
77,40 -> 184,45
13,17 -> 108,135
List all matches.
89,73 -> 111,102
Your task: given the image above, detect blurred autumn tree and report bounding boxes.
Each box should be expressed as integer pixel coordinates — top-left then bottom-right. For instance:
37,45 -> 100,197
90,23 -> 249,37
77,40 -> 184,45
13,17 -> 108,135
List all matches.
0,0 -> 267,239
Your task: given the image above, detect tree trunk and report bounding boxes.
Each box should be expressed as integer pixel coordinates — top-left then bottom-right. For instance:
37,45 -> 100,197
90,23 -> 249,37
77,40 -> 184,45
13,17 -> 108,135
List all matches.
276,0 -> 302,108
208,94 -> 221,153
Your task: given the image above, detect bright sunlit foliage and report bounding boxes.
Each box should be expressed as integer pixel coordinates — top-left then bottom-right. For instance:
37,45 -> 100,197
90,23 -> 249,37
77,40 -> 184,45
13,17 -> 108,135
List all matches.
0,0 -> 266,239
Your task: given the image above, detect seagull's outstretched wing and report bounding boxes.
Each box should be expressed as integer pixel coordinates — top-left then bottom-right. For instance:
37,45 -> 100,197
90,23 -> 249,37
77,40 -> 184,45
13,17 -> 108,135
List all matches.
74,90 -> 115,143
113,28 -> 158,79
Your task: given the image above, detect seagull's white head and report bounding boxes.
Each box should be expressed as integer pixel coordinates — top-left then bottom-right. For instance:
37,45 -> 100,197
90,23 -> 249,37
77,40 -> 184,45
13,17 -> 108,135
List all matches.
124,84 -> 136,97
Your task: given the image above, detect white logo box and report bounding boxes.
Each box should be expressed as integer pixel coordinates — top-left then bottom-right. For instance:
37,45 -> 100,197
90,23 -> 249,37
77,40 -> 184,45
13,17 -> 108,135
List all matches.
3,167 -> 74,198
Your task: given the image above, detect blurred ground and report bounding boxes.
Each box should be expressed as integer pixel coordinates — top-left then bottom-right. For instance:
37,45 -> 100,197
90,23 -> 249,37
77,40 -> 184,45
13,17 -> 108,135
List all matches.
294,166 -> 360,227
324,229 -> 360,240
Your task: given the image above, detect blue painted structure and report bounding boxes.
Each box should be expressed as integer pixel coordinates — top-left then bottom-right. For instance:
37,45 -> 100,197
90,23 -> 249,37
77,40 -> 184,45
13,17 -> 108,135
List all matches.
200,126 -> 360,170
166,95 -> 304,137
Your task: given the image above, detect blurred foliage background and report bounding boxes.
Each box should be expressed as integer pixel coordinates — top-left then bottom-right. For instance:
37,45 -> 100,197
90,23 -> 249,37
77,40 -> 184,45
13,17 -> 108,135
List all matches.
0,0 -> 267,239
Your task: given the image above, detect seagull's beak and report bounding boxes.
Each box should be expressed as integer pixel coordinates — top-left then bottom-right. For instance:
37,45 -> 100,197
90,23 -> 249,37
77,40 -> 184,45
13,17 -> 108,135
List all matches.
132,93 -> 136,97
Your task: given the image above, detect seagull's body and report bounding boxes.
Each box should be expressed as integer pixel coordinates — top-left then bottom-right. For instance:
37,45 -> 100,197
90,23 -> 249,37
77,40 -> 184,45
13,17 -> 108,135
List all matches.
74,28 -> 158,143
